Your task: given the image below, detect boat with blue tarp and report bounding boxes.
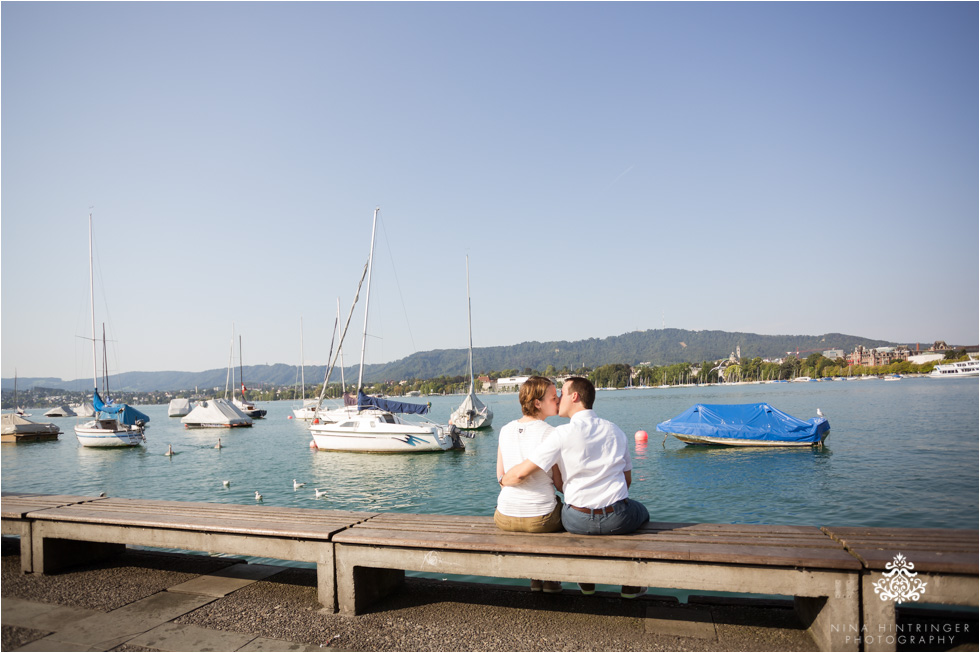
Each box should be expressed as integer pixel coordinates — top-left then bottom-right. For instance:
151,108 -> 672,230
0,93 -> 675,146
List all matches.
657,403 -> 829,447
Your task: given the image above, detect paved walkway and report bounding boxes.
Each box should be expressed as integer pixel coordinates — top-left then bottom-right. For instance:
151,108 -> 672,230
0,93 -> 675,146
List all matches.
2,562 -> 322,651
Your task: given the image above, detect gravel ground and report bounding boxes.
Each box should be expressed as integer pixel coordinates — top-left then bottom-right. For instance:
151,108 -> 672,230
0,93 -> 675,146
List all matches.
2,536 -> 821,652
173,566 -> 815,651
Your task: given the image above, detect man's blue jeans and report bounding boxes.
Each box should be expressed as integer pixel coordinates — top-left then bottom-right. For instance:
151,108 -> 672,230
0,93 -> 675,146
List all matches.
561,498 -> 650,535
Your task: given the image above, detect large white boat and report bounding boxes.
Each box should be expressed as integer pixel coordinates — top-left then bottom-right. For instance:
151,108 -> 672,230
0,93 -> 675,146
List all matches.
74,213 -> 149,448
449,256 -> 493,431
929,360 -> 979,378
309,208 -> 464,453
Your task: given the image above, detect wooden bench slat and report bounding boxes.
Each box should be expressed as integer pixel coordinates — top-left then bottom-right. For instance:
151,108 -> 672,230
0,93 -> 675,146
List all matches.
0,493 -> 104,518
342,522 -> 844,548
332,526 -> 862,569
366,514 -> 824,536
26,501 -> 377,539
852,549 -> 978,574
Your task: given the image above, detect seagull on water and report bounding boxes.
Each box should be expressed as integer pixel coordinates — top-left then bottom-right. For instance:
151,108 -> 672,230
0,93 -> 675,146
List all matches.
165,444 -> 175,456
255,491 -> 263,501
293,479 -> 306,490
314,488 -> 327,498
215,438 -> 223,449
222,480 -> 231,487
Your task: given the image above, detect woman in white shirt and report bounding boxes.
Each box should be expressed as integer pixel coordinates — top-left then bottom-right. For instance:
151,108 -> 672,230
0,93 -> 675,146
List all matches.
495,376 -> 564,592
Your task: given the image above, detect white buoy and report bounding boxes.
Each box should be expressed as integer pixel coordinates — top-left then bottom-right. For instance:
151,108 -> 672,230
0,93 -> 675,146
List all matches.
309,440 -> 317,450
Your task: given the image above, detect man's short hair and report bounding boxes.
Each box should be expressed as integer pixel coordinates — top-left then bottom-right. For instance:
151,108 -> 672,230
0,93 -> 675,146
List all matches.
519,376 -> 555,417
565,376 -> 595,410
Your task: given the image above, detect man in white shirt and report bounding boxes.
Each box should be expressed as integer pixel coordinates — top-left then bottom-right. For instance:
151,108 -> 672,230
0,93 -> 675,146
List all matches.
501,376 -> 650,597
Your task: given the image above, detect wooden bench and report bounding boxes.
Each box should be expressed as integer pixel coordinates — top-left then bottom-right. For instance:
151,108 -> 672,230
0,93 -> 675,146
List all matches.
1,493 -> 106,574
1,492 -> 375,612
332,513 -> 864,652
822,526 -> 979,652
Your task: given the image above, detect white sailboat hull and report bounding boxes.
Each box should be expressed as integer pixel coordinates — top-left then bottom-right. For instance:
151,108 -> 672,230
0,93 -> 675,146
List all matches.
310,412 -> 454,452
74,421 -> 144,447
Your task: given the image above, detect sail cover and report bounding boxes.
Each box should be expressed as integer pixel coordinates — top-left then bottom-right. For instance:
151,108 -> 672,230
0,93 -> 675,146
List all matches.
182,398 -> 252,427
656,403 -> 829,444
357,391 -> 429,415
92,389 -> 150,426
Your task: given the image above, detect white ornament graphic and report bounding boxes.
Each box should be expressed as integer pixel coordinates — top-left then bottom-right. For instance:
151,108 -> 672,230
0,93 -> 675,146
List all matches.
872,553 -> 927,603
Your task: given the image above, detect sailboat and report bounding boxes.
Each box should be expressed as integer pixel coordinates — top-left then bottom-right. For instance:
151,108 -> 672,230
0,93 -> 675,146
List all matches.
74,213 -> 150,448
233,336 -> 266,418
292,307 -> 356,422
309,208 -> 464,453
449,256 -> 493,430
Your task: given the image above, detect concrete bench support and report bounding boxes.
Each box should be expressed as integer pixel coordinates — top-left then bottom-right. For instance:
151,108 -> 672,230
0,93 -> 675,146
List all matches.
1,518 -> 34,574
860,571 -> 979,653
334,543 -> 860,652
30,519 -> 340,610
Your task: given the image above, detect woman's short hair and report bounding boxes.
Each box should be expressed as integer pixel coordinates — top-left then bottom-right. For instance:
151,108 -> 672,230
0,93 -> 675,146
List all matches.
519,376 -> 555,417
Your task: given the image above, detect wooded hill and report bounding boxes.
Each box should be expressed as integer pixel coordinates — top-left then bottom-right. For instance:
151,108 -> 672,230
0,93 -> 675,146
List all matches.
6,329 -> 901,392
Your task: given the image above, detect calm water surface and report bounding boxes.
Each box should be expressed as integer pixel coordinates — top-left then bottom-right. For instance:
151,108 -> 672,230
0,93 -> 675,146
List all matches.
3,378 -> 977,581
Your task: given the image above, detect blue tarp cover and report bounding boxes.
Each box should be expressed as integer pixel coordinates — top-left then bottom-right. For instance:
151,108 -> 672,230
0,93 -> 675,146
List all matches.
93,389 -> 151,426
357,391 -> 429,415
656,403 -> 828,443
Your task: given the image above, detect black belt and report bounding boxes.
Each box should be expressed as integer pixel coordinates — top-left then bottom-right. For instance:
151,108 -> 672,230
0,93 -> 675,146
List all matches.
570,504 -> 615,515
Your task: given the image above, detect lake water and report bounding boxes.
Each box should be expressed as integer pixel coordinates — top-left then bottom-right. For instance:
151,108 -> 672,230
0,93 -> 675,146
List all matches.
3,378 -> 977,586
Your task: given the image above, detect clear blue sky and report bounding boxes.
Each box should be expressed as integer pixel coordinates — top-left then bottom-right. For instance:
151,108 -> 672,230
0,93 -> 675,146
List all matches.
2,2 -> 977,381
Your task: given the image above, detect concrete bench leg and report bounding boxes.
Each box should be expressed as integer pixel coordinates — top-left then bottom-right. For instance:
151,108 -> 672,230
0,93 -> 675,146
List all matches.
316,557 -> 336,614
795,591 -> 861,652
3,521 -> 34,574
861,571 -> 979,653
335,545 -> 405,615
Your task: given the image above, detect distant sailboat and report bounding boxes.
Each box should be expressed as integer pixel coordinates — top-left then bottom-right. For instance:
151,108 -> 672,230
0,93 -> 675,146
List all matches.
309,208 -> 464,452
74,213 -> 149,447
233,335 -> 266,418
449,256 -> 493,430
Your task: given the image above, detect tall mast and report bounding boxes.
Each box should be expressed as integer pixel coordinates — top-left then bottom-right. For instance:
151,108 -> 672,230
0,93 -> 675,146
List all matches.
224,331 -> 233,400
466,255 -> 475,395
300,317 -> 305,402
337,297 -> 346,393
88,213 -> 98,393
239,335 -> 245,399
356,207 -> 379,396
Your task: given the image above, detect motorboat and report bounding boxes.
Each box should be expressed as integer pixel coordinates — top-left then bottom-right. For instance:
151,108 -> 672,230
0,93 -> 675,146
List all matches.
2,413 -> 60,443
308,208 -> 465,453
657,403 -> 830,447
929,360 -> 979,378
74,213 -> 149,448
449,256 -> 493,430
